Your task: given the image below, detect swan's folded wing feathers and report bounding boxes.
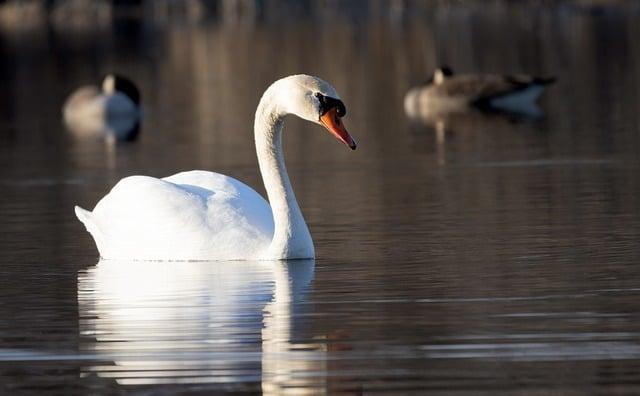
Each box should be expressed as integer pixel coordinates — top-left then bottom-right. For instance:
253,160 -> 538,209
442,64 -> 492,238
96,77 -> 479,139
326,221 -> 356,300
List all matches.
86,172 -> 274,260
91,176 -> 208,255
165,170 -> 275,235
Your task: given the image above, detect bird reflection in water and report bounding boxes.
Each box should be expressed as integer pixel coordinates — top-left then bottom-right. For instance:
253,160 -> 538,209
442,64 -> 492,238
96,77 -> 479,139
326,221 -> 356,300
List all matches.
77,259 -> 320,393
407,106 -> 547,166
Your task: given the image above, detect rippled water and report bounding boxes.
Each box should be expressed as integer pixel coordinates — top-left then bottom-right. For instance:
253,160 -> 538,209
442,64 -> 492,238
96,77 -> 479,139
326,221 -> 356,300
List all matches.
1,1 -> 640,394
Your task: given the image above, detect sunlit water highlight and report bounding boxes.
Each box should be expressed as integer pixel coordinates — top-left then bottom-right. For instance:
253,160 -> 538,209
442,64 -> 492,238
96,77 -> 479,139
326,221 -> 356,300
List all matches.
77,260 -> 315,392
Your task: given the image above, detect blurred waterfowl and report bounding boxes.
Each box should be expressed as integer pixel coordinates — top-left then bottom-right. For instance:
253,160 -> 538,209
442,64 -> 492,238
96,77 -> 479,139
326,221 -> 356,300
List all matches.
404,66 -> 556,116
75,74 -> 356,261
63,74 -> 141,141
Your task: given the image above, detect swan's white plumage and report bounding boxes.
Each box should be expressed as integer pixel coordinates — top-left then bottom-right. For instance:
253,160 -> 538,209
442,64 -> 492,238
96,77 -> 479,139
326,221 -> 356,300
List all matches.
75,74 -> 353,261
76,170 -> 274,260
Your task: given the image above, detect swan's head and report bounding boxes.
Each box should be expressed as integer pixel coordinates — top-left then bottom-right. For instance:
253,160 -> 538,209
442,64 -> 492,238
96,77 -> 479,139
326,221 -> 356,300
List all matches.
273,74 -> 356,150
102,74 -> 141,106
433,66 -> 454,85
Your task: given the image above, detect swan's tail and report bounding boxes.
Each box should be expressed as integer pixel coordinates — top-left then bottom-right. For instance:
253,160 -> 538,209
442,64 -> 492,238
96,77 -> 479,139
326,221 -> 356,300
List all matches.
75,205 -> 92,226
75,206 -> 104,254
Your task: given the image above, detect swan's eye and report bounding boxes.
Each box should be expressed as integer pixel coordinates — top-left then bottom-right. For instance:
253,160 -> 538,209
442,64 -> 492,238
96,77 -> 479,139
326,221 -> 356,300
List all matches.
315,93 -> 347,118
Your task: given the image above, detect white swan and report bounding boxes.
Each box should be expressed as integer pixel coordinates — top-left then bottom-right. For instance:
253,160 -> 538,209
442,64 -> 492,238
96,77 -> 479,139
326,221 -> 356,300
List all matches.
75,75 -> 356,260
63,74 -> 141,141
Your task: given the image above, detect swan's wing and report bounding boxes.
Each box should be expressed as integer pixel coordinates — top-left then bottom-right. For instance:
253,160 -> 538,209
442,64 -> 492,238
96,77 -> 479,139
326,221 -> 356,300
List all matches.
163,170 -> 274,237
81,171 -> 274,260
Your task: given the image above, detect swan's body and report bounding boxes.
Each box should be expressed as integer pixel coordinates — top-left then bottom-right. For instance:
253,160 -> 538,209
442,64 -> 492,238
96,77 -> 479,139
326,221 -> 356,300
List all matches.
63,74 -> 141,140
404,66 -> 555,115
75,171 -> 274,260
75,75 -> 356,261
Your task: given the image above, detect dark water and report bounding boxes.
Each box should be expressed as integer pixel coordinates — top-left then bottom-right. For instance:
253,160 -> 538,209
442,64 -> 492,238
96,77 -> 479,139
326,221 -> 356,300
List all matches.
1,1 -> 640,394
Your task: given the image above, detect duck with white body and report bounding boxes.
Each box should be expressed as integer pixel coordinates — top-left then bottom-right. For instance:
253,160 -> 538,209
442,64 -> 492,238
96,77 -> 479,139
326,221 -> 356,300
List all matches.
75,75 -> 356,261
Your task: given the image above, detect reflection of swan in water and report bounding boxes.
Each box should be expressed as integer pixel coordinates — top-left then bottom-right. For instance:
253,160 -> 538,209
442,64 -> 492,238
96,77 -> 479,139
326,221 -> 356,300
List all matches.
261,260 -> 321,394
63,74 -> 141,142
77,259 -> 318,392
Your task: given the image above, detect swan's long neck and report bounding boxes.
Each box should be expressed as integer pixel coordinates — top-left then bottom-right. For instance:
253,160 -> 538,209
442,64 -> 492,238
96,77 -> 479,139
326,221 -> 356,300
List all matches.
254,87 -> 314,259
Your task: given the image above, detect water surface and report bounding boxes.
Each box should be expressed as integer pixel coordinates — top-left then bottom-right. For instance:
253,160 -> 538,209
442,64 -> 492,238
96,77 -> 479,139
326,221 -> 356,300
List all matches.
1,2 -> 640,394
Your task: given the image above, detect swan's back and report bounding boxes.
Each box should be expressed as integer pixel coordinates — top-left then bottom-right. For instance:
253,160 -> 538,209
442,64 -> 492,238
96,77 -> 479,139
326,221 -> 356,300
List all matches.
76,171 -> 274,260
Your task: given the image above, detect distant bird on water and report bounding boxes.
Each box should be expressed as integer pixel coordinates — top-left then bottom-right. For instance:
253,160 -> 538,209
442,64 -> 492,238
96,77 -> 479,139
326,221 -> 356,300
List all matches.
63,74 -> 141,141
404,66 -> 556,116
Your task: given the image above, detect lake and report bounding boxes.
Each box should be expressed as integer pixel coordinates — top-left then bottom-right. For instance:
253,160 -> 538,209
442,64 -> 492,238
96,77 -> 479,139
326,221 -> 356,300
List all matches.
1,1 -> 640,394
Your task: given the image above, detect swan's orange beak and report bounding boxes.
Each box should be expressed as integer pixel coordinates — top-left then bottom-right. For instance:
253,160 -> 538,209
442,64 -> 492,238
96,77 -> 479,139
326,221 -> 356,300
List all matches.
320,108 -> 356,150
